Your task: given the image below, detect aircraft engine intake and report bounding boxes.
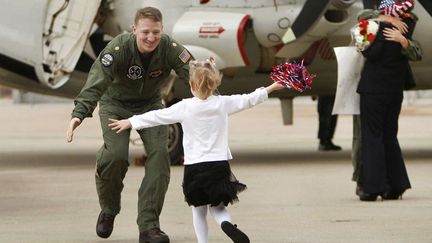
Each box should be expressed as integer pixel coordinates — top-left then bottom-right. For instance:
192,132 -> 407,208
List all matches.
172,11 -> 250,70
331,0 -> 357,9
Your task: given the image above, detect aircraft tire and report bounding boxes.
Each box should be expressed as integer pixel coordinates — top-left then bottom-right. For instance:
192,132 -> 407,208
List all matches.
168,122 -> 184,165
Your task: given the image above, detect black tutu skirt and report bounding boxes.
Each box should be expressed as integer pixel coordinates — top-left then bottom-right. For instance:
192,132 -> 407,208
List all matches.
182,160 -> 247,207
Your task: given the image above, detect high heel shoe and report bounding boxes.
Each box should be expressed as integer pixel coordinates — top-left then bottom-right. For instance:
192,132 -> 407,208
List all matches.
382,190 -> 404,200
356,186 -> 379,201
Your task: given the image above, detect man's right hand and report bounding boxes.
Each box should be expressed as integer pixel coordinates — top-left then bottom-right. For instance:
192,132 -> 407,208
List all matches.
67,117 -> 82,143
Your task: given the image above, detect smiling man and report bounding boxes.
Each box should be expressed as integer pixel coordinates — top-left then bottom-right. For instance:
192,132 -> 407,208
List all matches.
66,7 -> 191,243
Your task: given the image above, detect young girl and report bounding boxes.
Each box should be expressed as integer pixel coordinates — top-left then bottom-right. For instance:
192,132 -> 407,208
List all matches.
109,58 -> 284,243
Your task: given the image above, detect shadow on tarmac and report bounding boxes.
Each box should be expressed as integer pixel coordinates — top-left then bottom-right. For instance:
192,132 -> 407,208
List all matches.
1,148 -> 431,168
233,149 -> 432,164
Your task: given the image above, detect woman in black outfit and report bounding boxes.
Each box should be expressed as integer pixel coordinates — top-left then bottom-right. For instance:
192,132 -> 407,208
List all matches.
356,7 -> 418,201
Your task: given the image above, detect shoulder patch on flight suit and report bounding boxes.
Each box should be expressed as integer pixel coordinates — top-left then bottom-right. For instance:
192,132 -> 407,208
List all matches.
114,46 -> 120,51
179,49 -> 191,63
172,42 -> 177,47
101,53 -> 114,67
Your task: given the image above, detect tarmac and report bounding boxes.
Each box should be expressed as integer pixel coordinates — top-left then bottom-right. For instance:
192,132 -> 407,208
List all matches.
0,96 -> 432,243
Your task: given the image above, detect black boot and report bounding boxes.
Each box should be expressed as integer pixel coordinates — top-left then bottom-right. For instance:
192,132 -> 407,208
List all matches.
139,228 -> 170,243
221,221 -> 250,243
96,211 -> 116,238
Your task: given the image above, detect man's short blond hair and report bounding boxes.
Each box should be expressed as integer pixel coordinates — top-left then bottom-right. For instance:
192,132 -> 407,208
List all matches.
135,7 -> 162,24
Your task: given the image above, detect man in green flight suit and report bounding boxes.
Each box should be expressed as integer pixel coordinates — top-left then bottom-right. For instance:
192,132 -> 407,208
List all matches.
66,7 -> 191,243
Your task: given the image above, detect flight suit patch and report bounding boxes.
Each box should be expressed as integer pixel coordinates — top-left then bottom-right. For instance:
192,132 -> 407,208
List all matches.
149,69 -> 163,78
179,49 -> 191,63
126,65 -> 143,80
101,53 -> 114,67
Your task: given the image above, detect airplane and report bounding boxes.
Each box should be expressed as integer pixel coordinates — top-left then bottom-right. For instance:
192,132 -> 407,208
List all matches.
1,0 -> 431,165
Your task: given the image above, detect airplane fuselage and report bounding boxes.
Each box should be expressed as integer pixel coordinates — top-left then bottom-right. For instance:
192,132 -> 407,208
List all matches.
0,0 -> 431,99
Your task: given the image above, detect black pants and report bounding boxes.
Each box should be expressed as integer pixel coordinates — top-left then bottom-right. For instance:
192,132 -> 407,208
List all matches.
359,93 -> 411,194
318,95 -> 337,142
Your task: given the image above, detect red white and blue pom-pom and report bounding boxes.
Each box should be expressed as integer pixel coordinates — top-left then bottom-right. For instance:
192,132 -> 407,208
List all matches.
270,60 -> 315,92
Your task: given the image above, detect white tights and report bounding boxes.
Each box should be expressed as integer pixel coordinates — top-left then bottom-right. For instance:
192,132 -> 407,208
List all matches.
192,203 -> 231,243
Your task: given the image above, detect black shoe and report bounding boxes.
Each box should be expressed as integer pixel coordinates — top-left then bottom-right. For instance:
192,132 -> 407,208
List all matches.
221,221 -> 250,243
329,141 -> 342,150
139,228 -> 170,243
96,211 -> 116,238
318,141 -> 342,151
382,190 -> 405,200
356,186 -> 379,201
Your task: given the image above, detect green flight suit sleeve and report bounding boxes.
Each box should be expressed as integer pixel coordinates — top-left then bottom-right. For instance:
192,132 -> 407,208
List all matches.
167,38 -> 192,85
357,9 -> 380,20
402,39 -> 423,61
71,49 -> 117,120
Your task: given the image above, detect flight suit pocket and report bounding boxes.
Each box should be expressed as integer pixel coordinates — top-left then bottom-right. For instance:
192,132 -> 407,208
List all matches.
145,69 -> 170,92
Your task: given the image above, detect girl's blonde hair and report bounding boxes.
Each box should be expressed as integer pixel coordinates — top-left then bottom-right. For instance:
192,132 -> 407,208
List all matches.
189,57 -> 222,98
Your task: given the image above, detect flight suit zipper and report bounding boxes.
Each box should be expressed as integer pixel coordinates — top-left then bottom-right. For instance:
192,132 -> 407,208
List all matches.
139,81 -> 144,94
139,55 -> 160,95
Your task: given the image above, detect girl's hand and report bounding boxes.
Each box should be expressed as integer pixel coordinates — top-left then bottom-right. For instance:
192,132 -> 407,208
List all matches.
108,118 -> 132,133
266,82 -> 285,94
383,27 -> 409,48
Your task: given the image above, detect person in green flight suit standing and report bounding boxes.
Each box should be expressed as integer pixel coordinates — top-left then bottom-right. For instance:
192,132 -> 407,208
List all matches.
66,7 -> 191,243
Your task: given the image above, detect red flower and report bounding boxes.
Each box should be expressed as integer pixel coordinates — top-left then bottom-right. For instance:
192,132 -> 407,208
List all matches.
358,18 -> 369,28
367,33 -> 375,42
360,29 -> 367,36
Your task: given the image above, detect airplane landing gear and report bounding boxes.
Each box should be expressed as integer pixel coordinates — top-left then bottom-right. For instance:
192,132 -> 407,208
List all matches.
133,122 -> 184,166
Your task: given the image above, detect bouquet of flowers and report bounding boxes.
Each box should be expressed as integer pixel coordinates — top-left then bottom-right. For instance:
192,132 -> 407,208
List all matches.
269,60 -> 315,92
351,18 -> 379,51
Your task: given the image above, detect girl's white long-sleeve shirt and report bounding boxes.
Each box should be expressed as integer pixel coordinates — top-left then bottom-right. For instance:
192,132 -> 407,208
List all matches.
129,88 -> 268,165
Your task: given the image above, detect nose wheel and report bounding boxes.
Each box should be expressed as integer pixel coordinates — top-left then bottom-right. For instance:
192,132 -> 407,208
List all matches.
167,123 -> 184,165
132,122 -> 184,166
